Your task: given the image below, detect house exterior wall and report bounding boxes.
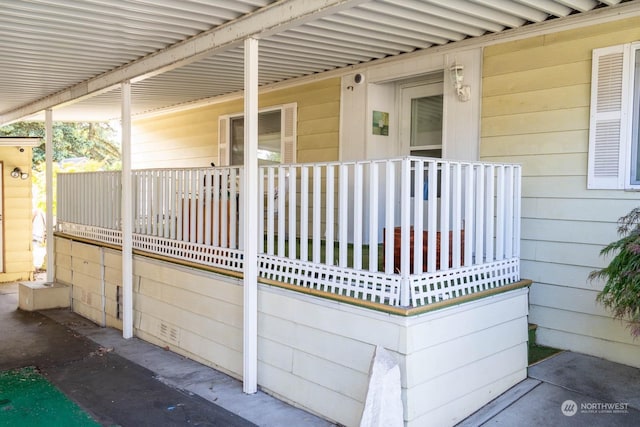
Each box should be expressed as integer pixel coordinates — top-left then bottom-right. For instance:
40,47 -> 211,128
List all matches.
1,147 -> 33,282
481,17 -> 640,368
54,235 -> 528,426
131,78 -> 341,169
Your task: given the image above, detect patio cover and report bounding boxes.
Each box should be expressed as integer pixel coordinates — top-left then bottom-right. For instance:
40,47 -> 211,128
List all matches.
0,0 -> 633,124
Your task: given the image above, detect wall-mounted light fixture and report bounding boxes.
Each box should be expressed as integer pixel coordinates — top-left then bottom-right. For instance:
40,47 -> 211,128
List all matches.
449,63 -> 471,102
10,167 -> 29,180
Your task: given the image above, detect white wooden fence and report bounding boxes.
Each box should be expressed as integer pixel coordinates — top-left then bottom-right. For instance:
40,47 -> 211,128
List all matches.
57,157 -> 521,307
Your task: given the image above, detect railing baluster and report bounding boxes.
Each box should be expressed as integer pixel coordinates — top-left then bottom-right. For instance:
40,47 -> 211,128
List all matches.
278,166 -> 286,257
451,163 -> 462,269
148,171 -> 155,236
326,165 -> 334,266
426,160 -> 438,273
288,166 -> 297,259
204,169 -> 212,245
485,165 -> 495,263
169,170 -> 176,240
464,164 -> 474,266
514,166 -> 522,258
194,169 -> 205,243
155,171 -> 162,237
189,170 -> 197,243
313,165 -> 322,264
177,170 -> 185,241
338,164 -> 348,268
400,159 -> 411,305
229,167 -> 237,249
300,166 -> 309,262
495,166 -> 505,260
440,162 -> 451,271
220,169 -> 229,248
267,167 -> 276,255
474,165 -> 485,265
238,166 -> 244,250
213,169 -> 220,246
258,167 -> 264,254
353,163 -> 363,270
413,159 -> 424,274
384,161 -> 395,274
162,170 -> 173,238
368,162 -> 378,272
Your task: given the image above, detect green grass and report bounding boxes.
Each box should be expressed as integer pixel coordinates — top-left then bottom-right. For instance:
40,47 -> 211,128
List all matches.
528,325 -> 562,365
0,367 -> 99,427
529,344 -> 562,365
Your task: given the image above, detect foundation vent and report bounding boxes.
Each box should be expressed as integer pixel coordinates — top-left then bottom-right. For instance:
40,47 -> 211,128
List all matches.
159,321 -> 180,346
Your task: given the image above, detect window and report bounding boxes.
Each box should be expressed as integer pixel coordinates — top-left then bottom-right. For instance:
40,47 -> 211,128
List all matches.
218,103 -> 296,166
588,43 -> 640,189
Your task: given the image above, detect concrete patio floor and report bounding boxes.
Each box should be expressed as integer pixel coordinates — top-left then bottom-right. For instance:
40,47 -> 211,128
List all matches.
0,281 -> 331,426
3,279 -> 640,426
459,348 -> 640,426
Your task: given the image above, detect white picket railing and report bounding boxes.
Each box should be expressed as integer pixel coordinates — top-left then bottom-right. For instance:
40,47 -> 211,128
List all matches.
56,157 -> 521,307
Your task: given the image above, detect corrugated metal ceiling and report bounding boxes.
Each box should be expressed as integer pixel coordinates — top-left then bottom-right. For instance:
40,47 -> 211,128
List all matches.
0,0 -> 628,123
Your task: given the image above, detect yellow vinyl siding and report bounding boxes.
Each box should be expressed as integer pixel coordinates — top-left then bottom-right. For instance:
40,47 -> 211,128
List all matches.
482,85 -> 590,118
481,16 -> 640,367
1,147 -> 34,281
132,78 -> 340,168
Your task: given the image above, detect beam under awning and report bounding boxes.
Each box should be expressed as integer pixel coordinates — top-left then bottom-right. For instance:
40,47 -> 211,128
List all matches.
0,0 -> 367,125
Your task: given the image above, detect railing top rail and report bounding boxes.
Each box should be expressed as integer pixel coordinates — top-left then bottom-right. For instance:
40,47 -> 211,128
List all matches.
260,156 -> 522,169
56,157 -> 521,178
57,165 -> 245,176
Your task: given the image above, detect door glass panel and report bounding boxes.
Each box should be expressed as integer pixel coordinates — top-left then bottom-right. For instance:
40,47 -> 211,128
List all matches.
410,95 -> 443,149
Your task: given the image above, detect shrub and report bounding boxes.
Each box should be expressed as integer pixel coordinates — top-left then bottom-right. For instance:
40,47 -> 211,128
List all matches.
590,207 -> 640,337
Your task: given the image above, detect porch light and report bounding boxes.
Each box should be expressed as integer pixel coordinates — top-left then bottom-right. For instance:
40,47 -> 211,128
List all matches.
10,167 -> 29,180
449,63 -> 471,102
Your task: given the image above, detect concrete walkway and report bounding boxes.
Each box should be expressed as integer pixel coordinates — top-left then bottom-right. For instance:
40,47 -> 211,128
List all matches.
459,351 -> 640,426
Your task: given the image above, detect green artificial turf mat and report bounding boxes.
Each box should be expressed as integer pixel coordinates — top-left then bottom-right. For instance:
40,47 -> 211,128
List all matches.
0,366 -> 99,427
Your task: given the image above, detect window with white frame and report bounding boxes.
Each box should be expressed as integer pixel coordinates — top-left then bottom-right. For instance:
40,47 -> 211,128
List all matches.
218,103 -> 297,166
588,43 -> 640,190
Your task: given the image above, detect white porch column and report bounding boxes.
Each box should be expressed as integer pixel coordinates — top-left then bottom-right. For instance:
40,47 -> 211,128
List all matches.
45,109 -> 54,282
243,37 -> 259,394
121,81 -> 134,339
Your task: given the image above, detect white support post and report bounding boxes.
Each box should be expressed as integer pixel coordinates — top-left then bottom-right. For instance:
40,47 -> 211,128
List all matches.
121,81 -> 134,339
243,37 -> 259,395
45,109 -> 55,283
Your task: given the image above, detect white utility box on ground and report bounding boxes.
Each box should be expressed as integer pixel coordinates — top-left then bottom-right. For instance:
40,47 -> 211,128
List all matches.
18,281 -> 70,311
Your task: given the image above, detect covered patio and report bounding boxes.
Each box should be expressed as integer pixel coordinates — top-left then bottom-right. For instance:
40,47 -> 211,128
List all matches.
1,1 -> 635,426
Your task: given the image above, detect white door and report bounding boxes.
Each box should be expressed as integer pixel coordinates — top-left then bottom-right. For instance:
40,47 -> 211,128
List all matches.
399,82 -> 444,158
399,83 -> 445,228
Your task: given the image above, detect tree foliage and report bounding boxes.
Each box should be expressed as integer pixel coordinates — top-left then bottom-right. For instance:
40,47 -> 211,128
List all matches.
590,208 -> 640,337
0,121 -> 121,170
